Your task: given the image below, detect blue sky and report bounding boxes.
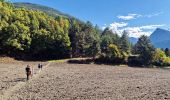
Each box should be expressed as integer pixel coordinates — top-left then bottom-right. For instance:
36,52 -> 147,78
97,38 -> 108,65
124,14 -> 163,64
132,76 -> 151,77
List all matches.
11,0 -> 170,37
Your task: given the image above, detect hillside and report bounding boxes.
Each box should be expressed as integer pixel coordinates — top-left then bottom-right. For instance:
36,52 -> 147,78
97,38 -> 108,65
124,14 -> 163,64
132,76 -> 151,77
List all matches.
150,28 -> 170,48
0,1 -> 101,59
13,2 -> 72,19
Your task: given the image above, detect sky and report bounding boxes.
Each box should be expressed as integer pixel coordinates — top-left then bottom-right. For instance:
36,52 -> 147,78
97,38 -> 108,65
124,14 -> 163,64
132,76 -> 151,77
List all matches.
11,0 -> 170,38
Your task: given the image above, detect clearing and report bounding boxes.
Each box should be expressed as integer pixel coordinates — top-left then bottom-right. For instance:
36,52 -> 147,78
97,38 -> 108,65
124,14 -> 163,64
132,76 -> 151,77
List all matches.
0,62 -> 170,100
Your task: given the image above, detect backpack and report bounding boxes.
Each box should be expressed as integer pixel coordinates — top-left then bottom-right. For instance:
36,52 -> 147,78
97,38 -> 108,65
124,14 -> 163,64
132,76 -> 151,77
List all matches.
38,64 -> 41,69
26,67 -> 30,73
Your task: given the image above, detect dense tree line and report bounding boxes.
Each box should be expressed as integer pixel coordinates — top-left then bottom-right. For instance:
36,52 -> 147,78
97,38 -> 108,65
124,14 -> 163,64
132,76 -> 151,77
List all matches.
0,1 -> 130,61
0,1 -> 170,66
97,28 -> 131,64
69,20 -> 101,58
0,1 -> 102,59
132,35 -> 170,66
0,1 -> 132,61
0,1 -> 71,59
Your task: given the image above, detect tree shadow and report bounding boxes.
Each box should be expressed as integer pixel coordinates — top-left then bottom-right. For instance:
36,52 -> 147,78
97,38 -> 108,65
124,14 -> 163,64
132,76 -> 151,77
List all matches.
67,59 -> 124,66
67,58 -> 154,68
14,78 -> 27,82
67,59 -> 93,64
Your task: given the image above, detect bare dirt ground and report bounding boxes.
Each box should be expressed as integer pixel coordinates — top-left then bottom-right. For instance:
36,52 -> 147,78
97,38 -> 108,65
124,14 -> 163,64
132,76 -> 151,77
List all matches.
1,62 -> 170,100
0,61 -> 47,100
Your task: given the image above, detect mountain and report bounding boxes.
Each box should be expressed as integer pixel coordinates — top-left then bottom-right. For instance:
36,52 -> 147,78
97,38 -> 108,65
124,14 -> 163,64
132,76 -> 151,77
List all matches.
13,2 -> 73,19
150,28 -> 170,48
129,37 -> 138,44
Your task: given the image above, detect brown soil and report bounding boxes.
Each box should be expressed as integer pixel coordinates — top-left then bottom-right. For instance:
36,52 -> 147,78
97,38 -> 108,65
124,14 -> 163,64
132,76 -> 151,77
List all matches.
1,63 -> 170,100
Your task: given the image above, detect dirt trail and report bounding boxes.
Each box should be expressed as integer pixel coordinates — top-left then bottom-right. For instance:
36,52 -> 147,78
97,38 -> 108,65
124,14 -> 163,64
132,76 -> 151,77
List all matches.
7,63 -> 170,100
0,62 -> 51,100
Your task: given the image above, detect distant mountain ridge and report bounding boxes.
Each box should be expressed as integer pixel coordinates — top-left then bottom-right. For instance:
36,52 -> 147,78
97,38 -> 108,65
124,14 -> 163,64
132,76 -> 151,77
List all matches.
129,28 -> 170,48
150,28 -> 170,48
150,28 -> 170,43
14,2 -> 73,19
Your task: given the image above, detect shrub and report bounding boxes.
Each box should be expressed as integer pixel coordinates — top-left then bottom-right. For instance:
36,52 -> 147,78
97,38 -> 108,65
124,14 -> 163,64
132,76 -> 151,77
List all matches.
96,44 -> 128,64
153,49 -> 170,66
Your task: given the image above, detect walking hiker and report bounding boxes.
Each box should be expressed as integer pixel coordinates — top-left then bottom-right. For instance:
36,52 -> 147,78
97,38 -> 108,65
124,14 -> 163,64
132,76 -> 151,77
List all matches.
25,65 -> 31,81
41,64 -> 43,70
38,63 -> 41,69
38,63 -> 43,70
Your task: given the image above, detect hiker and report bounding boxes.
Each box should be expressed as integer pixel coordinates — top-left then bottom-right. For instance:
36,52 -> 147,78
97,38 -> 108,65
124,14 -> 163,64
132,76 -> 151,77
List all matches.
25,65 -> 31,81
40,64 -> 43,70
38,63 -> 43,70
38,63 -> 41,70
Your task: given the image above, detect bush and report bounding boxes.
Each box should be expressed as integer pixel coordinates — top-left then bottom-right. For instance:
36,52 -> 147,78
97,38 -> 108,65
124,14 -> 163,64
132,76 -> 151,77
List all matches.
152,49 -> 170,66
96,44 -> 128,64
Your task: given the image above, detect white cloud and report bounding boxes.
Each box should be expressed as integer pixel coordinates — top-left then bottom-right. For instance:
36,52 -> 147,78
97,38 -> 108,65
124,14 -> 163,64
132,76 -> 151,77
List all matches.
139,24 -> 164,30
108,22 -> 128,35
117,14 -> 141,20
117,12 -> 163,21
124,27 -> 152,38
123,24 -> 165,38
109,22 -> 128,29
110,12 -> 165,37
104,22 -> 165,38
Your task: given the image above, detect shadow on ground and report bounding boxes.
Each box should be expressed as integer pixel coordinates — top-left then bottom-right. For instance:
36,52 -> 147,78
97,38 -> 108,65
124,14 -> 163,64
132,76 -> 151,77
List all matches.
2,78 -> 27,83
67,58 -> 154,68
67,59 -> 124,66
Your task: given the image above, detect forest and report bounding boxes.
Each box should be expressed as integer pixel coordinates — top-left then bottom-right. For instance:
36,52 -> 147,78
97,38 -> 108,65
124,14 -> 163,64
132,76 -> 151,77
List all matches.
0,1 -> 170,66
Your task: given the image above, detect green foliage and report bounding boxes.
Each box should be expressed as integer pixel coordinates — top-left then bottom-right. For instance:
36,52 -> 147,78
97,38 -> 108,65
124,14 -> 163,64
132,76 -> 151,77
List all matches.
0,2 -> 71,58
96,43 -> 128,64
3,21 -> 31,51
0,0 -> 5,2
101,35 -> 112,53
69,20 -> 101,58
165,48 -> 170,57
153,48 -> 170,66
133,35 -> 155,65
14,2 -> 70,19
163,57 -> 170,65
120,31 -> 131,54
100,28 -> 120,53
2,1 -> 165,67
108,44 -> 122,59
0,2 -> 103,59
153,49 -> 167,62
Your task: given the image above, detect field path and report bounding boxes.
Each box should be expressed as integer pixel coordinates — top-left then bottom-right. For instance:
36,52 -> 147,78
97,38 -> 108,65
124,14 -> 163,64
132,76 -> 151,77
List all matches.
0,62 -> 51,100
1,63 -> 170,100
7,63 -> 170,100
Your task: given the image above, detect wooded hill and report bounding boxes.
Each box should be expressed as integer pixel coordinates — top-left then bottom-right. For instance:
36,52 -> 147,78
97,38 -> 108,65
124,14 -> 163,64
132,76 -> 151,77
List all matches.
14,2 -> 72,19
0,1 -> 170,66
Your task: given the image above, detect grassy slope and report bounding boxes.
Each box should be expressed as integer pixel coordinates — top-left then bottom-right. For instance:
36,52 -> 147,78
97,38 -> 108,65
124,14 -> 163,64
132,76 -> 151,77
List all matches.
160,66 -> 170,69
13,2 -> 72,19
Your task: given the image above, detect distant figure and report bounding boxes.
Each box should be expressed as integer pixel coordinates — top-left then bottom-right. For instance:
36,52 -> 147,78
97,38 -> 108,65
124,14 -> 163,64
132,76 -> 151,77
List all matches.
38,64 -> 41,70
40,64 -> 43,70
25,65 -> 31,81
